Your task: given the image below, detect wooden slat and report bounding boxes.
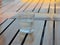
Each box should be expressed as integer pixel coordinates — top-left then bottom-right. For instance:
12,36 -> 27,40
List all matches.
11,31 -> 26,45
0,19 -> 21,45
11,20 -> 44,45
0,19 -> 14,34
48,0 -> 55,19
39,0 -> 50,13
24,21 -> 44,45
49,0 -> 55,13
54,2 -> 60,20
39,3 -> 49,13
56,3 -> 60,14
0,18 -> 8,26
18,0 -> 33,12
43,21 -> 53,45
39,0 -> 52,45
0,12 -> 17,19
16,0 -> 29,12
35,0 -> 50,20
55,21 -> 60,45
7,0 -> 28,12
33,0 -> 43,13
0,1 -> 19,14
24,0 -> 39,12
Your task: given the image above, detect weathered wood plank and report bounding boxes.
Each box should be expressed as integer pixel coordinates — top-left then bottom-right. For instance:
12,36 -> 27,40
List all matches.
11,31 -> 26,45
0,18 -> 8,26
24,0 -> 39,12
7,0 -> 28,12
39,1 -> 52,45
39,1 -> 49,13
49,0 -> 55,13
0,0 -> 19,14
0,19 -> 21,45
43,21 -> 53,45
0,19 -> 14,32
0,12 -> 17,19
18,0 -> 33,12
35,0 -> 50,20
55,21 -> 60,45
11,20 -> 44,45
16,0 -> 29,12
56,3 -> 60,14
33,0 -> 43,13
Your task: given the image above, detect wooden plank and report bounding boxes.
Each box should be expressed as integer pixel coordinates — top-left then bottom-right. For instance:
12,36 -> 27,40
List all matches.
0,12 -> 17,18
55,21 -> 60,45
16,0 -> 29,12
24,21 -> 44,45
54,2 -> 60,20
11,31 -> 26,45
38,0 -> 52,45
35,0 -> 50,20
49,0 -> 55,19
0,0 -> 19,14
42,21 -> 53,45
0,18 -> 8,26
24,0 -> 39,12
10,19 -> 30,45
56,3 -> 60,14
8,0 -> 28,12
0,19 -> 14,34
33,0 -> 43,13
11,20 -> 44,45
0,19 -> 21,45
18,0 -> 33,12
49,0 -> 55,13
39,3 -> 49,13
39,0 -> 49,13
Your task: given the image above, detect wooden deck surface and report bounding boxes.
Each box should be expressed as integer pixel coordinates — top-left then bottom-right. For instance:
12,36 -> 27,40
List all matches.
0,0 -> 60,45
